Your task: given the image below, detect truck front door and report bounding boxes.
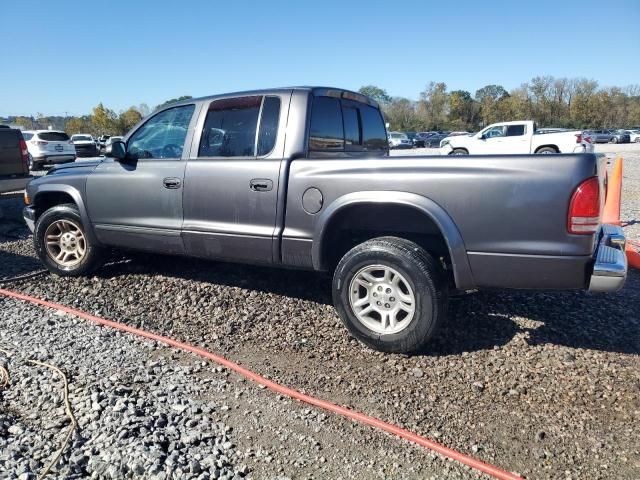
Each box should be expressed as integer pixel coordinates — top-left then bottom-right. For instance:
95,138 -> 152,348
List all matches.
85,104 -> 198,254
181,93 -> 289,264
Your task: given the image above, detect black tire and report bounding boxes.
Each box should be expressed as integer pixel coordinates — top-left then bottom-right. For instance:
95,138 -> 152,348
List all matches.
332,236 -> 448,353
451,148 -> 468,155
34,203 -> 104,276
535,147 -> 558,154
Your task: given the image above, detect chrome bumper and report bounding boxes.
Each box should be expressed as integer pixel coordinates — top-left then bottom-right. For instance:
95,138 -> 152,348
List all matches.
23,206 -> 36,233
588,224 -> 627,292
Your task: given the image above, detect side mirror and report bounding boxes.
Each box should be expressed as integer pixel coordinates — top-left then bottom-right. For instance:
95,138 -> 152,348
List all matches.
106,140 -> 127,160
479,133 -> 486,140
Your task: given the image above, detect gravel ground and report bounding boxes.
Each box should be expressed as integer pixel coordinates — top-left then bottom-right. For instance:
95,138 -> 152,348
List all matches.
1,147 -> 639,479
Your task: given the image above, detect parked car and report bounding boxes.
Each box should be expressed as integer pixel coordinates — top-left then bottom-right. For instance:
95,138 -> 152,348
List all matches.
0,128 -> 31,193
404,132 -> 425,148
21,130 -> 76,170
97,135 -> 111,152
625,129 -> 640,142
608,129 -> 631,144
105,136 -> 123,149
23,86 -> 627,354
71,134 -> 99,157
424,133 -> 448,147
441,121 -> 594,154
388,131 -> 412,149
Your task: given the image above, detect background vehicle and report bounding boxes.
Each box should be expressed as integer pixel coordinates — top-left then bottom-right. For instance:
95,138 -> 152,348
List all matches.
441,121 -> 593,154
24,87 -> 626,354
405,132 -> 425,148
424,133 -> 448,147
104,136 -> 123,149
626,129 -> 640,142
22,130 -> 76,170
97,135 -> 111,152
0,128 -> 31,193
387,131 -> 412,149
71,134 -> 99,157
608,129 -> 631,143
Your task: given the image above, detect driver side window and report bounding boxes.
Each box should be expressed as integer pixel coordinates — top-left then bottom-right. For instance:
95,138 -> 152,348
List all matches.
484,126 -> 506,138
128,104 -> 195,160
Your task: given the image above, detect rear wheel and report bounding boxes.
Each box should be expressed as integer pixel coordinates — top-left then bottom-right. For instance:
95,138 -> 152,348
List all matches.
536,147 -> 558,154
34,204 -> 104,276
332,236 -> 448,353
610,137 -> 618,144
451,148 -> 468,155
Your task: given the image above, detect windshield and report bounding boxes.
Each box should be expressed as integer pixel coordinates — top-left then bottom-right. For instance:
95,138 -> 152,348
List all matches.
72,135 -> 93,141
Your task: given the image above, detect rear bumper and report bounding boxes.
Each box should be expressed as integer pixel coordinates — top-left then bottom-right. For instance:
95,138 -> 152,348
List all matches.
34,154 -> 76,165
588,224 -> 627,292
0,175 -> 31,194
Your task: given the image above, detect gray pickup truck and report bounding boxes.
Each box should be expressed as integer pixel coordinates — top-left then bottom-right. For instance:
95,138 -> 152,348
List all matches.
23,87 -> 627,353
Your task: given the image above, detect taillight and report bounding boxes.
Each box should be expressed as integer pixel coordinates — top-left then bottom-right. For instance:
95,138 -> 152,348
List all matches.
33,140 -> 48,146
577,132 -> 592,144
20,139 -> 28,170
568,177 -> 600,234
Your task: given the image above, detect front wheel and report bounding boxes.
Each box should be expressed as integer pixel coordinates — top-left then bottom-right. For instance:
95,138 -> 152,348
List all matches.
332,237 -> 448,353
610,137 -> 618,144
34,203 -> 104,276
451,148 -> 468,155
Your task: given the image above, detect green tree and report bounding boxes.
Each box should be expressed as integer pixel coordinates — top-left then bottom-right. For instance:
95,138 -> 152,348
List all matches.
448,90 -> 476,130
91,103 -> 119,135
119,107 -> 143,135
157,95 -> 193,110
358,85 -> 392,105
12,116 -> 33,129
417,82 -> 449,130
65,117 -> 91,134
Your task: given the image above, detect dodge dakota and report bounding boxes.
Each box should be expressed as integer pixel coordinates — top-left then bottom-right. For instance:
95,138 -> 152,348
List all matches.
23,87 -> 627,353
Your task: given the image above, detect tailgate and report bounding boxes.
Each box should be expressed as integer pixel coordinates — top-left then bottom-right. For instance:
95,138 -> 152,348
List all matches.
0,130 -> 24,176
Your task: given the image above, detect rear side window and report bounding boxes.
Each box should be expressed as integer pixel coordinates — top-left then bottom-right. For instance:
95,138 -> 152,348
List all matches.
360,105 -> 387,150
257,96 -> 281,156
506,124 -> 526,136
0,130 -> 19,147
342,105 -> 361,148
309,96 -> 344,150
199,96 -> 262,157
38,132 -> 70,141
22,132 -> 33,141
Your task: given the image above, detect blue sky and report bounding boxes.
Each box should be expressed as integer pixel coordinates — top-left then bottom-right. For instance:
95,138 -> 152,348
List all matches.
1,0 -> 639,116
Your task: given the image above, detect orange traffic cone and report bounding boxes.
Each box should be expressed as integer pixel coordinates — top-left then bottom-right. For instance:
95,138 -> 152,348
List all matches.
627,241 -> 640,270
602,157 -> 622,226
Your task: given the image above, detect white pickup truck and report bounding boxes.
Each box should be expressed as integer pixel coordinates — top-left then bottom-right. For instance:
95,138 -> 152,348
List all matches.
440,121 -> 593,155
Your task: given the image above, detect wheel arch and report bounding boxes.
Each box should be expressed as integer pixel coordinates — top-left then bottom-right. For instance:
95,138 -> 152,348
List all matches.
534,144 -> 559,153
32,184 -> 97,243
312,191 -> 475,290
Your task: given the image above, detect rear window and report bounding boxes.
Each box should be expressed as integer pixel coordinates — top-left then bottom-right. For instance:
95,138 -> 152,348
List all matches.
0,130 -> 19,147
72,135 -> 93,141
506,124 -> 526,136
38,132 -> 70,141
309,96 -> 387,152
360,105 -> 387,150
309,96 -> 344,150
199,96 -> 262,157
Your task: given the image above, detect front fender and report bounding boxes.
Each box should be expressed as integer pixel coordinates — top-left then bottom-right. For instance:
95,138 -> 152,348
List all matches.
312,191 -> 475,289
31,183 -> 98,244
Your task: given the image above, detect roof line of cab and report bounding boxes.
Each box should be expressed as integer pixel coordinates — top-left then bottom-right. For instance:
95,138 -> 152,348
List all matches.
163,86 -> 379,110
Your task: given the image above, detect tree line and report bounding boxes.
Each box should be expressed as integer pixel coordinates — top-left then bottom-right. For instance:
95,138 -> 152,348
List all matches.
360,77 -> 640,132
3,96 -> 193,136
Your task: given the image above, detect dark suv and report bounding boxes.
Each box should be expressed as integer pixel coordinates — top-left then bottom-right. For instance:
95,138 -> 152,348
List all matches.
0,128 -> 31,193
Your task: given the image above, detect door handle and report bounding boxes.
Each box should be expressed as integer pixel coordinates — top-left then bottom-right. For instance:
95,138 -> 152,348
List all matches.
163,177 -> 182,189
249,178 -> 273,192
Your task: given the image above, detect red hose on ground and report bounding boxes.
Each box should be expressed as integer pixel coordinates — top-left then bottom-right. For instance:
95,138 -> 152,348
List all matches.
0,287 -> 522,480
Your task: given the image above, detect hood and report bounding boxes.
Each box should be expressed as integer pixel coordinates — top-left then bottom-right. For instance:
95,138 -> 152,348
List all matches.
46,159 -> 104,175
